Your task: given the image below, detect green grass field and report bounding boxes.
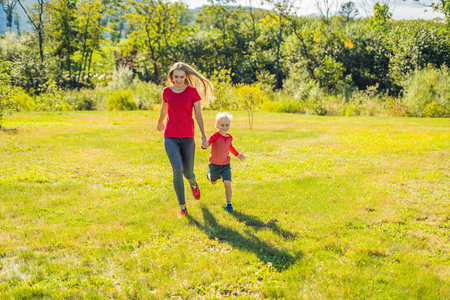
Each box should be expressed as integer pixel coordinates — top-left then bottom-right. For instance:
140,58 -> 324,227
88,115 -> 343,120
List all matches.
1,111 -> 449,299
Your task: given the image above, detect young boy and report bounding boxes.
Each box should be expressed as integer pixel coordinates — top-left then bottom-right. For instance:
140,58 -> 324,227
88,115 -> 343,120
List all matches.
202,112 -> 246,212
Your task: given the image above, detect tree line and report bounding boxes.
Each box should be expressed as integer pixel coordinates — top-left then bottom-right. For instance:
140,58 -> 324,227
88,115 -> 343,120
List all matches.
1,0 -> 450,99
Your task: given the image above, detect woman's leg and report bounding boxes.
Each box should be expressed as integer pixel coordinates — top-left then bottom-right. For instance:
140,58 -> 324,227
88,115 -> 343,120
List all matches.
179,137 -> 197,187
164,137 -> 186,206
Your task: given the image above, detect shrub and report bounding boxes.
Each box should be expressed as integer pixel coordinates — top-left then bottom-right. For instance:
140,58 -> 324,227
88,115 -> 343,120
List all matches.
14,89 -> 34,111
262,98 -> 306,114
235,83 -> 268,129
209,68 -> 238,110
283,71 -> 318,101
0,32 -> 27,61
106,89 -> 137,111
28,80 -> 74,111
402,65 -> 450,117
133,81 -> 162,110
108,66 -> 135,90
0,60 -> 18,128
422,102 -> 449,118
1,33 -> 49,95
64,89 -> 104,111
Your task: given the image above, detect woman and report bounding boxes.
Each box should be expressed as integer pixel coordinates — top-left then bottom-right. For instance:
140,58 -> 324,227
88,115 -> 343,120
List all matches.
157,62 -> 213,218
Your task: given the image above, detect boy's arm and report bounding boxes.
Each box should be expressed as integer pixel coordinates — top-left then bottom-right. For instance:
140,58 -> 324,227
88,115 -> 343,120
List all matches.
201,133 -> 215,149
229,143 -> 239,156
230,138 -> 246,161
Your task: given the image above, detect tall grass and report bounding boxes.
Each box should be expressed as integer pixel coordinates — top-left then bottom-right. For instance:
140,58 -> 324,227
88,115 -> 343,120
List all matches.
1,111 -> 449,298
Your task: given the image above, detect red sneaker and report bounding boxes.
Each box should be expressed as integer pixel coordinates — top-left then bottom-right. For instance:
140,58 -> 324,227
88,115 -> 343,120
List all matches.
191,184 -> 201,200
178,208 -> 188,218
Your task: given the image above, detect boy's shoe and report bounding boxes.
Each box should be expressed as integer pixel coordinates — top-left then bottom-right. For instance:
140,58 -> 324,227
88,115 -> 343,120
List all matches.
178,207 -> 188,218
191,184 -> 201,200
225,203 -> 233,212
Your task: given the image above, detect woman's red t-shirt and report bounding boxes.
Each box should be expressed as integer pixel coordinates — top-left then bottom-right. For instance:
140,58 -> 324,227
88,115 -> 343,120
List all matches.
162,86 -> 201,138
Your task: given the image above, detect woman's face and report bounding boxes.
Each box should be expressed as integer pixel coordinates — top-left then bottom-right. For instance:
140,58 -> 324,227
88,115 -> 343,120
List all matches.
172,70 -> 186,87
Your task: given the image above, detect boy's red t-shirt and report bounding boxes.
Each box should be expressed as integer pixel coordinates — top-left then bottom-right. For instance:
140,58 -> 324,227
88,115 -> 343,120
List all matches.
162,86 -> 201,138
207,131 -> 239,165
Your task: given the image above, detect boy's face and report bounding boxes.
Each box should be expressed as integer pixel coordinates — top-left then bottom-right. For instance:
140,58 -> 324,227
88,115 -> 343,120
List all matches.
216,118 -> 230,135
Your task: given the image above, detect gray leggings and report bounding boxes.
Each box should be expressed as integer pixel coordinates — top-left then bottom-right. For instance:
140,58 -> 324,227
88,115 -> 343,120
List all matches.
164,137 -> 197,205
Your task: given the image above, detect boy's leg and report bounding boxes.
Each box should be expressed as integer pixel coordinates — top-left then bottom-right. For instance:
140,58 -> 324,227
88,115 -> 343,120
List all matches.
207,163 -> 220,185
221,164 -> 233,211
207,169 -> 218,185
224,180 -> 232,203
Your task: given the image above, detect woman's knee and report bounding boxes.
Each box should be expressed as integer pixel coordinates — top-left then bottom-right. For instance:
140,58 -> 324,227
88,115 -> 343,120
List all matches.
172,167 -> 184,180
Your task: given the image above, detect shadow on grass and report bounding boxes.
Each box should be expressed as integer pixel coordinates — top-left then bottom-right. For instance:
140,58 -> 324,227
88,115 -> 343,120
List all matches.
0,127 -> 18,134
229,211 -> 297,240
188,207 -> 302,271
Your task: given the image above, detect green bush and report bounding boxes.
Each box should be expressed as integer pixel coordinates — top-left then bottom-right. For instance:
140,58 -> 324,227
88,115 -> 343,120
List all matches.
209,68 -> 238,110
108,66 -> 135,90
106,89 -> 137,111
422,102 -> 449,118
64,89 -> 103,111
132,81 -> 162,110
1,33 -> 49,95
402,65 -> 450,117
283,71 -> 318,101
261,98 -> 306,114
30,81 -> 73,111
14,89 -> 34,111
0,60 -> 19,127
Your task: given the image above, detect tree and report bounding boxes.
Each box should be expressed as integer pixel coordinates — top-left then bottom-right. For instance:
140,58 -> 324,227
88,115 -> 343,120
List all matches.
360,0 -> 396,18
126,0 -> 192,83
77,0 -> 105,83
1,0 -> 17,32
315,0 -> 338,23
338,1 -> 358,22
195,0 -> 251,78
388,20 -> 450,85
264,0 -> 296,89
370,2 -> 392,29
47,0 -> 78,84
243,0 -> 270,78
16,0 -> 46,62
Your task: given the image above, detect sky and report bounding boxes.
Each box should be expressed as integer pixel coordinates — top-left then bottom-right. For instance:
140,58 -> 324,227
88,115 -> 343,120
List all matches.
183,0 -> 445,20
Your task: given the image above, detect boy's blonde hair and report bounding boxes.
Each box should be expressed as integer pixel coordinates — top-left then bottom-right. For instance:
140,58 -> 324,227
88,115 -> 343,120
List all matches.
215,112 -> 233,127
168,62 -> 214,103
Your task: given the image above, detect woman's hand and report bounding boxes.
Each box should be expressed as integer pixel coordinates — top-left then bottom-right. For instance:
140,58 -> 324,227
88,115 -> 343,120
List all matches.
201,136 -> 208,148
157,102 -> 168,132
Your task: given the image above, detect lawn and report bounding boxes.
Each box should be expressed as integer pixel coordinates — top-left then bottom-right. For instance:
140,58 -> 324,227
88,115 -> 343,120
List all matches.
0,111 -> 449,299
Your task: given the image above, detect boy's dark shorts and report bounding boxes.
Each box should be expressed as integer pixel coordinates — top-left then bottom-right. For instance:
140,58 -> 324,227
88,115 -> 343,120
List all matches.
208,163 -> 231,182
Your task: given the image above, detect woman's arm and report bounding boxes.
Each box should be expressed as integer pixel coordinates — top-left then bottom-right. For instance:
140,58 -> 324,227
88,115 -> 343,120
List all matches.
193,101 -> 208,148
157,102 -> 168,131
